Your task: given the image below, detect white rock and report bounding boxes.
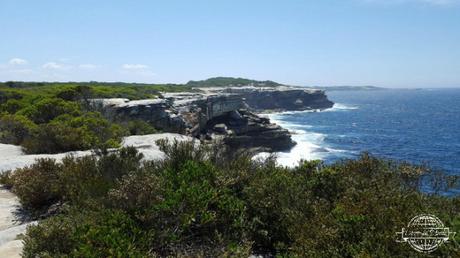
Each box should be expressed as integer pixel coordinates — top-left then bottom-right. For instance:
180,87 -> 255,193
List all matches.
121,133 -> 195,161
0,133 -> 194,174
90,98 -> 130,106
0,144 -> 94,173
0,133 -> 195,256
118,99 -> 165,108
0,188 -> 37,257
0,189 -> 20,232
0,240 -> 23,258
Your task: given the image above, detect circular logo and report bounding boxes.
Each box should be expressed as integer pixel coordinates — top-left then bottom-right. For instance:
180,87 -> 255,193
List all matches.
397,214 -> 455,253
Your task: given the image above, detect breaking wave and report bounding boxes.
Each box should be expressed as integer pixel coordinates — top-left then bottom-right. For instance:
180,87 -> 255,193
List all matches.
256,104 -> 356,167
324,103 -> 359,111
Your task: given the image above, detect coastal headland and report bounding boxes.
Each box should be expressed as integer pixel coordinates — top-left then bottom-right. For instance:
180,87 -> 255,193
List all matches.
92,83 -> 334,153
0,77 -> 334,256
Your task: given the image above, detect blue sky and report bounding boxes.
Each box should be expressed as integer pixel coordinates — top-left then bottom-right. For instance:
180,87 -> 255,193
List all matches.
0,0 -> 459,87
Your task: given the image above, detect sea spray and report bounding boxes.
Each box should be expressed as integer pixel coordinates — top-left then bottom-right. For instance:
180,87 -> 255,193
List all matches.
257,103 -> 356,167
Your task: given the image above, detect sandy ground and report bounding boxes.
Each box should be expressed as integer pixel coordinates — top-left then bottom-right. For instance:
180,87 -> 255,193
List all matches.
0,133 -> 194,257
0,189 -> 36,258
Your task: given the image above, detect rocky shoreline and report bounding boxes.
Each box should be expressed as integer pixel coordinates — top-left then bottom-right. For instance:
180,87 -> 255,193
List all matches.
93,86 -> 334,153
0,86 -> 333,256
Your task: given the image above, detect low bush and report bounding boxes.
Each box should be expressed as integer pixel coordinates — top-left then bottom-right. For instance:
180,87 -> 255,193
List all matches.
9,159 -> 61,212
124,119 -> 157,135
22,213 -> 79,258
0,113 -> 37,144
0,83 -> 171,154
0,99 -> 25,113
5,141 -> 459,257
17,98 -> 81,124
6,147 -> 142,214
70,210 -> 147,258
0,170 -> 14,189
21,112 -> 124,154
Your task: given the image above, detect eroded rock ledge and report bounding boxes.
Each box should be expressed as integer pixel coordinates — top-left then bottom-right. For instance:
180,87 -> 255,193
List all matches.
92,86 -> 334,152
199,85 -> 334,111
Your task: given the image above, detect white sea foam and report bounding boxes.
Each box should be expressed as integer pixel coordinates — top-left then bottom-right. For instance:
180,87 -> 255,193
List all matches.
259,109 -> 319,118
259,103 -> 358,118
254,130 -> 329,167
256,114 -> 329,167
324,103 -> 359,111
259,105 -> 356,167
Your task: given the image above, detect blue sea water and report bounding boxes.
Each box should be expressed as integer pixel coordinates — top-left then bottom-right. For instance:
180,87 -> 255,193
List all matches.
265,88 -> 460,194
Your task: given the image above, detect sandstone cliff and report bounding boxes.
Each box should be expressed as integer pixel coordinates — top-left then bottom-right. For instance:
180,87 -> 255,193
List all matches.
200,86 -> 334,111
92,86 -> 334,152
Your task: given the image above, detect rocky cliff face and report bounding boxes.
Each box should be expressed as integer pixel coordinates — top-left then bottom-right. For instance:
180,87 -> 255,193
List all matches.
199,86 -> 334,111
242,89 -> 333,111
91,98 -> 188,133
204,110 -> 295,151
92,87 -> 334,152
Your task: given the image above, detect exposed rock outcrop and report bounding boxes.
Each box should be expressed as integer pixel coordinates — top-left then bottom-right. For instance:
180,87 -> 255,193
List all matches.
0,188 -> 32,258
92,86 -> 334,152
204,110 -> 295,152
198,86 -> 334,111
242,88 -> 333,111
0,133 -> 194,173
91,98 -> 187,133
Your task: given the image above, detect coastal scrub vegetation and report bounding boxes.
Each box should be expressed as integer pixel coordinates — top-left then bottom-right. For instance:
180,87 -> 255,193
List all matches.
0,78 -> 270,154
0,82 -> 184,153
1,141 -> 458,257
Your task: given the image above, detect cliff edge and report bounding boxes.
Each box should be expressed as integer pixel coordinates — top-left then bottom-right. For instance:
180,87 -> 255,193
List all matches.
92,86 -> 334,152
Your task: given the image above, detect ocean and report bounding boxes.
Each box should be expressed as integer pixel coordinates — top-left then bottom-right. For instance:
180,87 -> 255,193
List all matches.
263,88 -> 460,194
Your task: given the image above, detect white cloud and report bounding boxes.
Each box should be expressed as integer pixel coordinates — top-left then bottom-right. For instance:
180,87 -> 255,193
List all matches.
120,64 -> 155,80
1,60 -> 156,82
78,64 -> 98,69
42,62 -> 71,70
122,64 -> 149,70
9,58 -> 28,65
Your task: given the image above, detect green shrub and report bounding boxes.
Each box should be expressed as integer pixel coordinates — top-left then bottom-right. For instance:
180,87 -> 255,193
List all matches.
10,159 -> 61,212
156,139 -> 209,172
243,165 -> 313,254
70,210 -> 147,258
58,155 -> 101,204
65,112 -> 125,145
0,89 -> 24,105
108,170 -> 163,216
0,99 -> 24,113
22,214 -> 78,258
8,147 -> 143,213
21,112 -> 124,154
108,159 -> 250,256
0,170 -> 14,188
0,83 -> 185,153
22,123 -> 87,153
8,141 -> 459,257
0,113 -> 37,144
23,210 -> 148,258
55,86 -> 92,101
124,119 -> 157,135
95,146 -> 143,189
17,98 -> 81,124
157,161 -> 247,250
